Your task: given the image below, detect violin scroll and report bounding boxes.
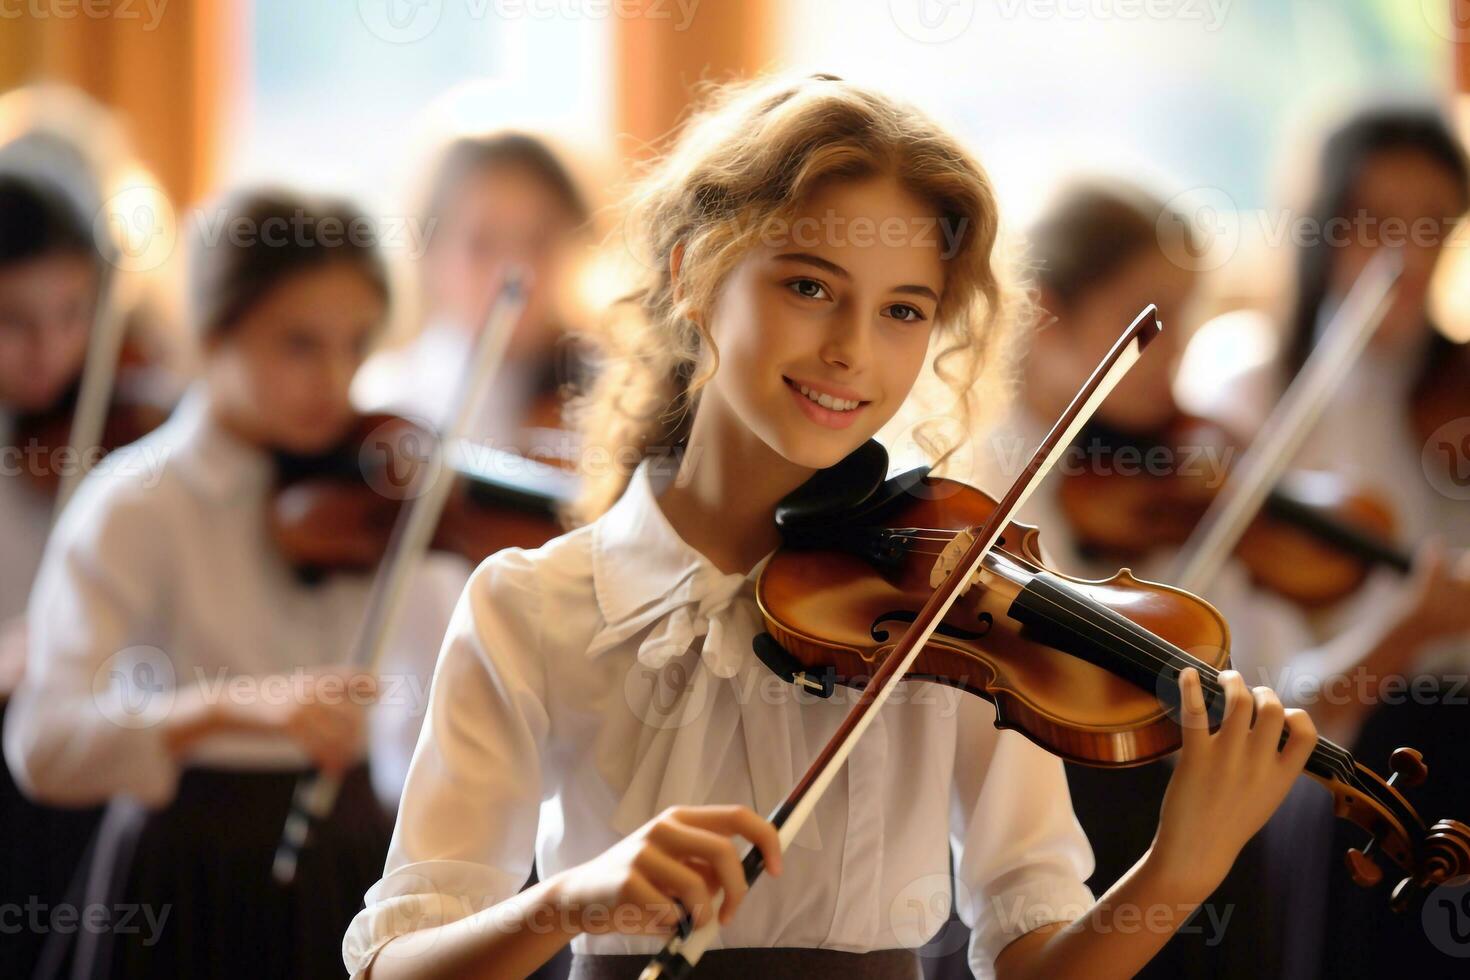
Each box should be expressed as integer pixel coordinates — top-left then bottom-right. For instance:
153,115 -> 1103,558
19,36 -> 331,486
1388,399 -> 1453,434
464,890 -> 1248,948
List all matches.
1332,745 -> 1470,912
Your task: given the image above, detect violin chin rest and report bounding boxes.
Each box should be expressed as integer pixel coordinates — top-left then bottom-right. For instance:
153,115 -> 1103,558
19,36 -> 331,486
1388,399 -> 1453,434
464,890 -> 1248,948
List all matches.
775,439 -> 935,536
752,633 -> 836,698
775,440 -> 890,528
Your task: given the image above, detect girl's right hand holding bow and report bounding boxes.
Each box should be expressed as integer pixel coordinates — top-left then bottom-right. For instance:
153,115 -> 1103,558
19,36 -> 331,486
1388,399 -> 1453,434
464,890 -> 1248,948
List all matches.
361,804 -> 781,980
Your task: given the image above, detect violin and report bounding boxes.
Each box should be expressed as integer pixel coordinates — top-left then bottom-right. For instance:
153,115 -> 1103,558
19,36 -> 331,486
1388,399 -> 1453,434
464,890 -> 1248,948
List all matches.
1059,413 -> 1411,607
9,335 -> 173,500
753,438 -> 1469,903
269,411 -> 572,577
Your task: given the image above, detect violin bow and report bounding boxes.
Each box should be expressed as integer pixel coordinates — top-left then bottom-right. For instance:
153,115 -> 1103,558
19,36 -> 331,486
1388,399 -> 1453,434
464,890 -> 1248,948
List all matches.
52,266 -> 123,516
638,305 -> 1163,979
1171,249 -> 1402,593
271,271 -> 529,885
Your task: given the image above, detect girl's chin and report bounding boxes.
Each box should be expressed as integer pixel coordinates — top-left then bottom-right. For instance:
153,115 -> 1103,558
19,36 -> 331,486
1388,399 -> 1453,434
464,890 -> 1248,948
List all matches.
774,427 -> 871,472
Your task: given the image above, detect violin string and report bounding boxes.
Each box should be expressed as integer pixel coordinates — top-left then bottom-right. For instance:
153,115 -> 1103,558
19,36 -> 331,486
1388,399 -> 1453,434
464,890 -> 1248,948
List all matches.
875,527 -> 1362,786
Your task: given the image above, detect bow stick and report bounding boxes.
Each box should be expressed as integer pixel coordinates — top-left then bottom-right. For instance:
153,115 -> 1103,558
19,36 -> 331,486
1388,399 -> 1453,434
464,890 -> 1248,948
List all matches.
1170,249 -> 1402,593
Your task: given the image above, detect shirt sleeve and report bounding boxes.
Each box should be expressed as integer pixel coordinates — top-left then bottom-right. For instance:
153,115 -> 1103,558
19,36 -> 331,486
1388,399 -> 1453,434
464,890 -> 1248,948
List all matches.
949,696 -> 1096,979
367,551 -> 474,812
344,547 -> 551,978
2,474 -> 178,807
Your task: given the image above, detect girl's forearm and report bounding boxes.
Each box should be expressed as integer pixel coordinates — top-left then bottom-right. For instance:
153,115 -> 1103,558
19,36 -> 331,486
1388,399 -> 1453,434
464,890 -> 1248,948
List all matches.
995,846 -> 1216,980
364,874 -> 576,980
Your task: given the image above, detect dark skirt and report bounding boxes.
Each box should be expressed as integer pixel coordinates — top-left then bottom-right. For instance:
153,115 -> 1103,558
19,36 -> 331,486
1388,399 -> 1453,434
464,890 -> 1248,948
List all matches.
570,947 -> 921,980
0,698 -> 103,980
69,764 -> 391,980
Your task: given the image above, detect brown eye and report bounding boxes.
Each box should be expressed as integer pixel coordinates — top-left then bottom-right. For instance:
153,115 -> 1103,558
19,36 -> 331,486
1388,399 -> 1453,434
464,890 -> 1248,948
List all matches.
884,303 -> 926,323
785,277 -> 830,301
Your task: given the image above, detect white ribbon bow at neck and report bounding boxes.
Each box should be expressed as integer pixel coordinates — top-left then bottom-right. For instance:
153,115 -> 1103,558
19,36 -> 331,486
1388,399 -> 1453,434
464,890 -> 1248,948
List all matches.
585,567 -> 750,674
588,570 -> 825,851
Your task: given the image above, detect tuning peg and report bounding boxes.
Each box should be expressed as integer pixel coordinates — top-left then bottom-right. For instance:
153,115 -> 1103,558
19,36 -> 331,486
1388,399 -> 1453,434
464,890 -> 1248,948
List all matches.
1389,747 -> 1428,788
1346,846 -> 1383,887
1390,877 -> 1415,914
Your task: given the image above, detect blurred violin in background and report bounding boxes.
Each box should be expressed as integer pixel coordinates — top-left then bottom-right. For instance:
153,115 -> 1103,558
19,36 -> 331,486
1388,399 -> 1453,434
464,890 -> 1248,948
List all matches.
269,411 -> 574,578
10,332 -> 174,500
1059,413 -> 1411,608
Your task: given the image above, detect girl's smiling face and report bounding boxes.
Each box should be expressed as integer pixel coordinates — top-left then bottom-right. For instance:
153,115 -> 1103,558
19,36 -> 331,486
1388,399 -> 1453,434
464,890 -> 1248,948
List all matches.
695,175 -> 946,470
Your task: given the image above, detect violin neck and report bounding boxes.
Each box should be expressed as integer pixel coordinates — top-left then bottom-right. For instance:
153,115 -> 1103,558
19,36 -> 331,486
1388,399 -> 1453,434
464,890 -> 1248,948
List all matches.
1262,488 -> 1412,574
1005,569 -> 1357,783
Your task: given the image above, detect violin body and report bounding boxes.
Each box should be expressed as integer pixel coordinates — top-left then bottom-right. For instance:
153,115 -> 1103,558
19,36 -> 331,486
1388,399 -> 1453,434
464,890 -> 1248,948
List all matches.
759,473 -> 1232,767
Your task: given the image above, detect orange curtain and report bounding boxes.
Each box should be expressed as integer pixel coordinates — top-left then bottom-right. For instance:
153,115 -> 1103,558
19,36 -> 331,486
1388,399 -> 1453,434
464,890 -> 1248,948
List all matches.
614,0 -> 774,165
0,0 -> 232,204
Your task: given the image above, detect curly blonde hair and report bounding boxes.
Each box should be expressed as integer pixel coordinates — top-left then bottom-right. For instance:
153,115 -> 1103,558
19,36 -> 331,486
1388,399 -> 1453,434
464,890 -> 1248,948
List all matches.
565,73 -> 1028,525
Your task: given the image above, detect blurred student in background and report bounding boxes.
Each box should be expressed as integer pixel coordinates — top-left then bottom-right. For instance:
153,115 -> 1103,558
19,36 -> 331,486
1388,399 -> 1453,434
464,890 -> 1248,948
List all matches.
353,131 -> 593,463
1185,102 -> 1470,978
3,188 -> 464,979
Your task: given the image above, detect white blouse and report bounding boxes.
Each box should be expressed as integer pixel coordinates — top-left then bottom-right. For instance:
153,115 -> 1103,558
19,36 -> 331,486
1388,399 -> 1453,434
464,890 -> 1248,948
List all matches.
344,456 -> 1096,979
1,388 -> 469,811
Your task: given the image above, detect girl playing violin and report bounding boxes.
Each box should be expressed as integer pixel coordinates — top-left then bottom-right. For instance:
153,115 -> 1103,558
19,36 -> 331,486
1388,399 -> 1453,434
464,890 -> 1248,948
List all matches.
2,188 -> 466,979
345,75 -> 1318,980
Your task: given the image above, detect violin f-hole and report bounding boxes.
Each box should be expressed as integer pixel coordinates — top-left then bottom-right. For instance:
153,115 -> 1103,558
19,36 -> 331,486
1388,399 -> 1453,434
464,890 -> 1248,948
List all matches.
870,610 -> 993,643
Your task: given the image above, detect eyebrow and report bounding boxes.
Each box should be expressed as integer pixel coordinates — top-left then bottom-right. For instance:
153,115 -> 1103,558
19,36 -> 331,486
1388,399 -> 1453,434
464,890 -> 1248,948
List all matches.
774,252 -> 940,304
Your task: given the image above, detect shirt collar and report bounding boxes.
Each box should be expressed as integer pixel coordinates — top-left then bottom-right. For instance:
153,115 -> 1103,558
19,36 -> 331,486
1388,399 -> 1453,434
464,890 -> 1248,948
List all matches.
591,456 -> 767,631
166,385 -> 275,503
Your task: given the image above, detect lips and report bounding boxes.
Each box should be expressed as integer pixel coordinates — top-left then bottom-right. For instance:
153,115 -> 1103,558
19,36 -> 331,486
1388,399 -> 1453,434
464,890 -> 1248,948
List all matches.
783,376 -> 869,430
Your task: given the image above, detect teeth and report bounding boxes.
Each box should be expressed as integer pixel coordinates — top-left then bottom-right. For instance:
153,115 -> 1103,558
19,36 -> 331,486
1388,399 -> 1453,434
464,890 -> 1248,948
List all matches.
795,383 -> 859,412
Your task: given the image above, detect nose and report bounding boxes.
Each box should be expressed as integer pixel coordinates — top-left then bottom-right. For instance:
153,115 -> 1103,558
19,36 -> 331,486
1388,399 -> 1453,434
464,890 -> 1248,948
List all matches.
819,302 -> 869,372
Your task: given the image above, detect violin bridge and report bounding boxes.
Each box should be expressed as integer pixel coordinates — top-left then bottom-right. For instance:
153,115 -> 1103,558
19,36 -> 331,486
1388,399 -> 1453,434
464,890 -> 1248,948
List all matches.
930,529 -> 982,595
